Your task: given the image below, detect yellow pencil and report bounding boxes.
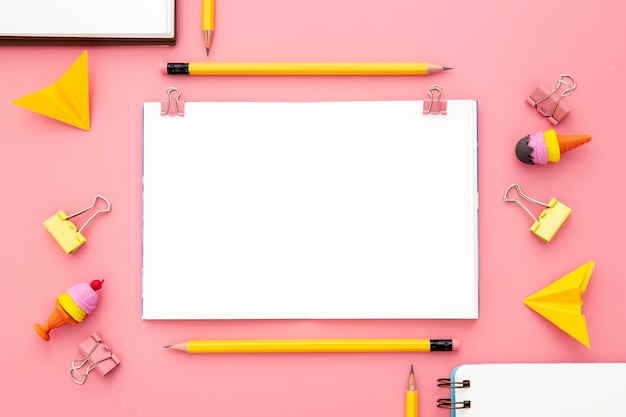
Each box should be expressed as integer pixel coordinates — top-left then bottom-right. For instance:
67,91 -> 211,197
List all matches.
202,0 -> 215,55
161,62 -> 453,76
406,365 -> 418,417
163,339 -> 459,353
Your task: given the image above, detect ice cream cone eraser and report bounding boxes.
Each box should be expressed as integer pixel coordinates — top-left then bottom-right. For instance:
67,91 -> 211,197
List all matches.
515,129 -> 591,165
34,279 -> 104,342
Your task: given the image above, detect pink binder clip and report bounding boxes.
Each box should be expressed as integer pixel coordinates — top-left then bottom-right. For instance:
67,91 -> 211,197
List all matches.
161,86 -> 185,116
70,333 -> 120,384
527,74 -> 576,125
423,85 -> 447,115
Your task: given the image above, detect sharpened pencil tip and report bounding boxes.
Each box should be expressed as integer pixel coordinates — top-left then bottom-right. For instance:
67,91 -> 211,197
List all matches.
410,364 -> 414,374
206,48 -> 210,56
163,345 -> 172,349
443,66 -> 453,71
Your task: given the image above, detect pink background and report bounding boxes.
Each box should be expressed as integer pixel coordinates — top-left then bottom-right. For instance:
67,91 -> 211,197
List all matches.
1,0 -> 625,415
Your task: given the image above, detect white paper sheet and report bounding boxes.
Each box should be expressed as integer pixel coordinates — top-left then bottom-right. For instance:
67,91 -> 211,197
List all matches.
142,100 -> 478,319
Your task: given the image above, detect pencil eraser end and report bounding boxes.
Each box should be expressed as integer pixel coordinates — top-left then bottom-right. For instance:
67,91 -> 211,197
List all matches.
452,339 -> 460,351
160,63 -> 167,74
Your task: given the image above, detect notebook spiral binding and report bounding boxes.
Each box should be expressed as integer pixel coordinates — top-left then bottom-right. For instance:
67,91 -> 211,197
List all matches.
437,399 -> 471,410
436,378 -> 472,409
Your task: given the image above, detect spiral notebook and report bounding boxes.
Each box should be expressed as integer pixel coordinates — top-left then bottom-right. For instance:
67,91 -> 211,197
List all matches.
437,363 -> 626,416
142,95 -> 478,319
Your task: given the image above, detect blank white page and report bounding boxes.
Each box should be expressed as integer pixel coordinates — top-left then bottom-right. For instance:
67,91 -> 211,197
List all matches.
0,0 -> 174,38
142,99 -> 478,319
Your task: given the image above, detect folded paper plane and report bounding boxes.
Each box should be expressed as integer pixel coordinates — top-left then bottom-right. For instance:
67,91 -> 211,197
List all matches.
12,50 -> 90,130
523,261 -> 594,348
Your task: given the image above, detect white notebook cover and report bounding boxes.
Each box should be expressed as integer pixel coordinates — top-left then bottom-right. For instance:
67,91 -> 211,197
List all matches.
0,0 -> 175,43
446,363 -> 626,416
142,99 -> 478,319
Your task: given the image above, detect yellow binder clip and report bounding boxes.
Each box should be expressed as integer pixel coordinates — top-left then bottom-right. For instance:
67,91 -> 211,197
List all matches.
503,183 -> 571,242
43,195 -> 112,254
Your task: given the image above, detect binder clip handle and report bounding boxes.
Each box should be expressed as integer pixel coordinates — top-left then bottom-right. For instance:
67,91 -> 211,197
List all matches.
423,85 -> 447,115
161,86 -> 185,116
556,74 -> 576,95
535,74 -> 577,106
503,183 -> 548,222
66,195 -> 112,234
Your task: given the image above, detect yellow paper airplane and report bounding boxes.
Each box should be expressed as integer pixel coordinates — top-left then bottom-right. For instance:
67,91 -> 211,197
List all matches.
12,50 -> 90,130
524,261 -> 594,348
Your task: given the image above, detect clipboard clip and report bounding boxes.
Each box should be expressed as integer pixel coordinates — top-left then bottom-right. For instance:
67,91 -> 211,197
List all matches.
161,86 -> 185,116
503,183 -> 571,243
423,85 -> 447,115
527,74 -> 576,125
70,333 -> 120,385
43,195 -> 112,254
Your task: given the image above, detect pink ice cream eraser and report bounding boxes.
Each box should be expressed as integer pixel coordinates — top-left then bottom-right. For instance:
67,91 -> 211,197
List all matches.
67,282 -> 100,314
528,131 -> 548,165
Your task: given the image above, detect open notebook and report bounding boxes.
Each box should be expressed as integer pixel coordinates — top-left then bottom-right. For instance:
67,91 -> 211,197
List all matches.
142,97 -> 478,319
437,363 -> 626,416
0,0 -> 175,45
